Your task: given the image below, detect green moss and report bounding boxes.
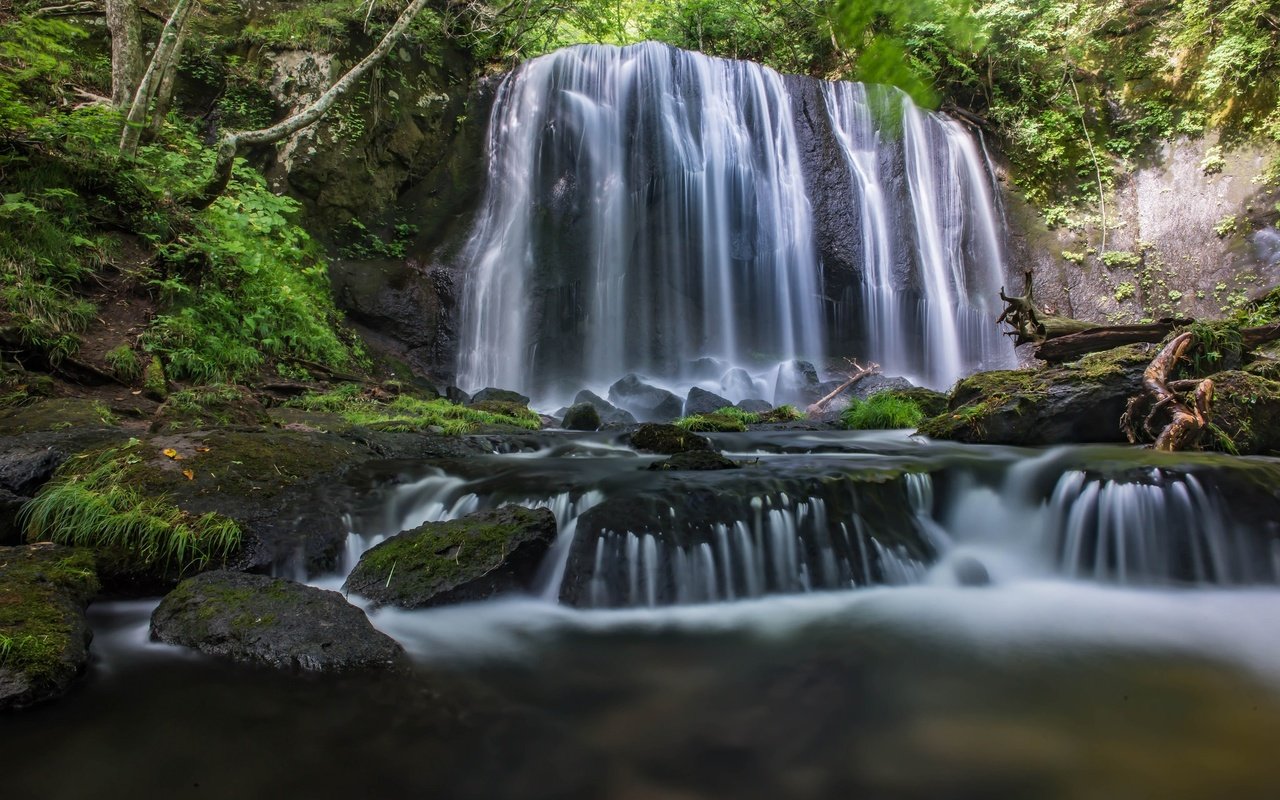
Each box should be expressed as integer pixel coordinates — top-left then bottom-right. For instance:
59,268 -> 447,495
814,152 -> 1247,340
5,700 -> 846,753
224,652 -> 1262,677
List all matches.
842,392 -> 926,430
758,404 -> 805,423
143,356 -> 168,401
1204,371 -> 1280,455
0,546 -> 97,688
20,440 -> 242,576
0,397 -> 123,436
286,386 -> 539,433
675,412 -> 749,432
918,368 -> 1049,440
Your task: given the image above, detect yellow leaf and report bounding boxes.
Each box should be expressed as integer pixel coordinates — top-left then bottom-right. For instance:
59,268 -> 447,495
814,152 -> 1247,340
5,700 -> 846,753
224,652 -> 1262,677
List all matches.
195,446 -> 211,453
162,448 -> 183,460
182,469 -> 194,481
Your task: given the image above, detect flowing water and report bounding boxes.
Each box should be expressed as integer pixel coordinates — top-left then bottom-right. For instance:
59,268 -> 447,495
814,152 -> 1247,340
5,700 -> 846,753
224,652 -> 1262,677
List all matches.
9,432 -> 1280,799
454,43 -> 1016,404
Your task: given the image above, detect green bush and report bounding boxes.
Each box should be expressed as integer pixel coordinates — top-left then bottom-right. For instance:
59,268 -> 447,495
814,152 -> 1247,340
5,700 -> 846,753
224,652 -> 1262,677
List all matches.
842,392 -> 925,430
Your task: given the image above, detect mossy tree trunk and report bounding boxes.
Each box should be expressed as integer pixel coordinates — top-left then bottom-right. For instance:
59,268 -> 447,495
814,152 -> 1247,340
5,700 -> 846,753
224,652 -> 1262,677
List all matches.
119,0 -> 195,157
105,0 -> 144,108
187,0 -> 432,209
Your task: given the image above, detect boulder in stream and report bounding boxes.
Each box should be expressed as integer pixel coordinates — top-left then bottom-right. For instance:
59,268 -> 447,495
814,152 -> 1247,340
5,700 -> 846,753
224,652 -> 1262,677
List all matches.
561,402 -> 602,431
470,387 -> 531,406
648,451 -> 740,471
343,506 -> 557,608
0,544 -> 99,711
573,390 -> 637,426
684,386 -> 733,416
629,423 -> 713,455
607,374 -> 684,422
773,360 -> 821,406
150,571 -> 406,672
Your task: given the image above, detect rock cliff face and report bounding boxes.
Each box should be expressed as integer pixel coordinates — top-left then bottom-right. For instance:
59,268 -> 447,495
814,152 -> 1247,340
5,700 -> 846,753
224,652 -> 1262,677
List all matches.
1004,134 -> 1280,326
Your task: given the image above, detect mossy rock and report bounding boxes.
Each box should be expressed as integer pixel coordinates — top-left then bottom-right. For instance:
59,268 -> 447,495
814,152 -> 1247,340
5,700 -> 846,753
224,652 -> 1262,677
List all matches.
343,506 -> 557,608
884,387 -> 948,418
918,345 -> 1154,445
1203,371 -> 1280,455
648,451 -> 740,471
561,402 -> 601,431
0,544 -> 99,711
150,571 -> 405,672
152,384 -> 272,432
630,423 -> 713,454
1244,357 -> 1280,381
678,413 -> 748,432
0,398 -> 120,436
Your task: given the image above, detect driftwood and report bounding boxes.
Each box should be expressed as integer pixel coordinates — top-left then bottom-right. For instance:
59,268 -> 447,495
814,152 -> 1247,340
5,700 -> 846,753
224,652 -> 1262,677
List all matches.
806,359 -> 880,414
997,270 -> 1097,345
1035,319 -> 1191,362
1121,332 -> 1214,451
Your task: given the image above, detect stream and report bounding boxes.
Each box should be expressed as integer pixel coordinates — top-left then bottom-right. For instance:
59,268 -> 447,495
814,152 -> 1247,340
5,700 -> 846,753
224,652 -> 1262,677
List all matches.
5,431 -> 1280,798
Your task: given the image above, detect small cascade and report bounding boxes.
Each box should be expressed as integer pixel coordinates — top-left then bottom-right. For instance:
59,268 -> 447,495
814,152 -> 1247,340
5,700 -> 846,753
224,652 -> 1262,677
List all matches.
454,42 -> 1016,401
1047,470 -> 1280,586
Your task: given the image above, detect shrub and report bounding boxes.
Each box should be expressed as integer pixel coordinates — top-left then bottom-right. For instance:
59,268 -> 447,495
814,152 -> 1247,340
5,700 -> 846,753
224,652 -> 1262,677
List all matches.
842,392 -> 925,430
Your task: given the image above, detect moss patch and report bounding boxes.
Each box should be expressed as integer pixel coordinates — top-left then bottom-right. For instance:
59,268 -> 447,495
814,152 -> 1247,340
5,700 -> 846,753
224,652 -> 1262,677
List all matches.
631,423 -> 714,454
0,544 -> 98,709
1203,371 -> 1280,455
0,398 -> 121,436
287,386 -> 540,433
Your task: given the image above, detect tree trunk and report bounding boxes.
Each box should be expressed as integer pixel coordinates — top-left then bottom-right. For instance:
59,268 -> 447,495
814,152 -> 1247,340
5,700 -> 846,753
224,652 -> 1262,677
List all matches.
119,0 -> 195,156
148,20 -> 188,132
105,0 -> 144,108
186,0 -> 432,208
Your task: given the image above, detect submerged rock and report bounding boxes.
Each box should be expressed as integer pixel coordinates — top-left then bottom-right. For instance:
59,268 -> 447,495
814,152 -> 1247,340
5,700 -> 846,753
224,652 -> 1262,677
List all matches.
0,544 -> 99,711
684,386 -> 733,416
343,506 -> 557,608
608,374 -> 683,422
629,423 -> 713,455
150,571 -> 405,672
648,451 -> 739,471
561,403 -> 602,431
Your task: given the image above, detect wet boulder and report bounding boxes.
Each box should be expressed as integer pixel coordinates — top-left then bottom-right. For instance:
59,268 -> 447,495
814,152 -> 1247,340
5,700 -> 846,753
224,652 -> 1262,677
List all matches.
737,398 -> 773,414
0,544 -> 99,711
150,571 -> 405,672
607,374 -> 683,422
0,444 -> 62,497
445,386 -> 472,405
684,386 -> 733,416
719,368 -> 759,401
648,451 -> 739,471
629,423 -> 713,455
343,506 -> 557,608
773,360 -> 821,406
848,374 -> 915,401
470,387 -> 531,406
686,357 -> 728,380
572,390 -> 637,426
561,402 -> 602,431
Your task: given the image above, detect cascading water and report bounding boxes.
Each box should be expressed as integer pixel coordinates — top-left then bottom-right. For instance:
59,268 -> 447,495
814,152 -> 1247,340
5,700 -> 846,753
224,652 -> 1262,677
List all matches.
455,42 -> 1015,402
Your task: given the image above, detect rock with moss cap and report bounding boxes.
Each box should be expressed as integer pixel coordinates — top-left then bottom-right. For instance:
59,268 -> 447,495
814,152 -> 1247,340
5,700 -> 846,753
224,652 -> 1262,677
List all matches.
561,402 -> 601,431
918,344 -> 1153,445
648,451 -> 739,471
150,570 -> 405,672
0,544 -> 99,711
1201,370 -> 1280,454
344,506 -> 557,608
629,423 -> 713,455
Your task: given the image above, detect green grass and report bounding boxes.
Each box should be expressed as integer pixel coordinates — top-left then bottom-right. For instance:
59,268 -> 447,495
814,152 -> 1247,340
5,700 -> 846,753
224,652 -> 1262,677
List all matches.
842,393 -> 926,430
20,440 -> 242,575
675,404 -> 806,431
287,386 -> 541,433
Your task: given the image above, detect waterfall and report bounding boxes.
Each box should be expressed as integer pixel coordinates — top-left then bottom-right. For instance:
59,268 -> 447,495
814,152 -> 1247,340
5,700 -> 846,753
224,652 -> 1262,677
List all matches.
455,42 -> 1014,401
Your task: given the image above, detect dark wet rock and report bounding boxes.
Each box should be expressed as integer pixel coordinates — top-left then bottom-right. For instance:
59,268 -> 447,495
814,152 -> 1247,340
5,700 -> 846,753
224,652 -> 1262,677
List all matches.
151,571 -> 405,672
773,360 -> 821,406
687,357 -> 729,379
684,386 -> 733,416
344,507 -> 557,608
953,556 -> 991,587
1204,370 -> 1280,455
0,544 -> 98,711
0,489 -> 24,546
573,390 -> 636,426
918,344 -> 1154,445
561,403 -> 601,431
648,451 -> 739,471
608,374 -> 683,422
446,386 -> 472,405
0,398 -> 120,437
0,444 -> 62,497
848,374 -> 915,401
737,398 -> 773,414
470,387 -> 531,407
629,424 -> 713,455
719,368 -> 758,400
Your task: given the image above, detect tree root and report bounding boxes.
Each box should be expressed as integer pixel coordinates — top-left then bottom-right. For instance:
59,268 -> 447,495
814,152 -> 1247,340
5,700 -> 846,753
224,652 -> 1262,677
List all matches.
1121,332 -> 1214,451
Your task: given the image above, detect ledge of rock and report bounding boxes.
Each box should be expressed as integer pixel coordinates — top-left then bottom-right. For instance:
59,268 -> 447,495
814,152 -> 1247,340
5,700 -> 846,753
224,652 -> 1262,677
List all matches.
0,544 -> 99,711
343,506 -> 557,608
150,571 -> 405,672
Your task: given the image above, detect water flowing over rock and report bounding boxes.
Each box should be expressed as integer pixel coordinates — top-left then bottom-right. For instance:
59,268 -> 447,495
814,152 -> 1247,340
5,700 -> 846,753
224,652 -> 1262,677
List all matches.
454,42 -> 1014,402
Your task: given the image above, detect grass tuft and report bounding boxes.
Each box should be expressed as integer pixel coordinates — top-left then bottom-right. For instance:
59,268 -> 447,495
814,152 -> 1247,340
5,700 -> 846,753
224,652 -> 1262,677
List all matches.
842,393 -> 925,430
286,386 -> 541,433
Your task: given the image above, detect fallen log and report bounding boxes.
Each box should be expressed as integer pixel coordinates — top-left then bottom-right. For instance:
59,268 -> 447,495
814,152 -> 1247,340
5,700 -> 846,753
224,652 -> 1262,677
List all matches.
1035,319 -> 1191,362
806,359 -> 880,415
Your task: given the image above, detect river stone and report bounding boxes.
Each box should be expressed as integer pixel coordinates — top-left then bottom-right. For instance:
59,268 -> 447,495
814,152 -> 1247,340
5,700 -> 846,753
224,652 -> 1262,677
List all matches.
719,368 -> 757,401
0,544 -> 98,711
629,423 -> 713,455
470,387 -> 530,406
773,360 -> 820,406
648,451 -> 739,471
150,571 -> 405,672
445,386 -> 472,405
562,402 -> 601,431
572,390 -> 637,426
737,398 -> 773,414
848,374 -> 915,401
344,506 -> 557,608
607,374 -> 683,422
684,386 -> 733,416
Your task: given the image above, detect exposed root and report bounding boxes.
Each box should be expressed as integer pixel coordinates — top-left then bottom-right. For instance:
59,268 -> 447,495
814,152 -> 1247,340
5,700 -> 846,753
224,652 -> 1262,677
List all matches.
1122,332 -> 1214,451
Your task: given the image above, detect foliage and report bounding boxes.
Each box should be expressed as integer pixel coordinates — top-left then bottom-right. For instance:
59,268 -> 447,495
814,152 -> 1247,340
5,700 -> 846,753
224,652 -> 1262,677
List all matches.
842,392 -> 926,430
675,412 -> 748,432
21,440 -> 243,575
105,346 -> 142,382
286,385 -> 541,432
